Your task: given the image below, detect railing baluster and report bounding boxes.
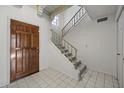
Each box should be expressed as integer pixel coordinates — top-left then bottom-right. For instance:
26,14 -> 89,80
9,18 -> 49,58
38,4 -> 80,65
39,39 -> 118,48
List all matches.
74,15 -> 75,26
68,43 -> 70,52
64,40 -> 66,48
79,10 -> 80,19
63,40 -> 65,47
73,19 -> 74,26
71,47 -> 73,56
81,8 -> 83,16
78,12 -> 79,20
54,32 -> 55,43
75,14 -> 77,23
55,32 -> 56,44
65,41 -> 66,48
76,13 -> 78,21
62,39 -> 63,46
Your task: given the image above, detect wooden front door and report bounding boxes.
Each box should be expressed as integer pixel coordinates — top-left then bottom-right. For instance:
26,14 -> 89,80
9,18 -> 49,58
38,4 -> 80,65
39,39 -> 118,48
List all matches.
10,19 -> 39,81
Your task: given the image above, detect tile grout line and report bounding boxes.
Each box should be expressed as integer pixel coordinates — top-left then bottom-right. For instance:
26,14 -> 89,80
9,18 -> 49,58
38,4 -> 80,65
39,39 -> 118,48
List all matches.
103,73 -> 105,88
112,76 -> 114,88
24,78 -> 32,88
74,69 -> 89,88
94,71 -> 99,88
117,79 -> 120,88
84,70 -> 93,88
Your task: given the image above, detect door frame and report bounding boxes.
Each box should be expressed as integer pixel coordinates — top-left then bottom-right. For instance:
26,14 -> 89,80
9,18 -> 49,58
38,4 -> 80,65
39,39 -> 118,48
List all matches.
7,17 -> 39,85
7,17 -> 19,85
7,16 -> 11,85
116,6 -> 124,85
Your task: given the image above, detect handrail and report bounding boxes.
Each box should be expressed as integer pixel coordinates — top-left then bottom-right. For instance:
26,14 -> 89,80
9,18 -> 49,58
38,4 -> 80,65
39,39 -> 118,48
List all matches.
63,11 -> 87,36
62,7 -> 82,31
74,11 -> 87,26
61,7 -> 86,37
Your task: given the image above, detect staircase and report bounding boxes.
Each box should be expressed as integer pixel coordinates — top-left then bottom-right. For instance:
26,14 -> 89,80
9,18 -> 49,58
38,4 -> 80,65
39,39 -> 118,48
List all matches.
51,6 -> 87,81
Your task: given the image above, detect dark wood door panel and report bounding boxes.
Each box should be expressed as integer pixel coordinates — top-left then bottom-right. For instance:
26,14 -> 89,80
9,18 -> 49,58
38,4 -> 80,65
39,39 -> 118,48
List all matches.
31,32 -> 39,49
22,49 -> 29,73
10,19 -> 39,81
29,49 -> 39,72
16,50 -> 23,73
16,33 -> 21,48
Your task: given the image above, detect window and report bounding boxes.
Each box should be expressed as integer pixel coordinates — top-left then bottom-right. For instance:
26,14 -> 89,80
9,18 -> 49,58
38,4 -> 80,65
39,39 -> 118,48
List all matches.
52,16 -> 59,26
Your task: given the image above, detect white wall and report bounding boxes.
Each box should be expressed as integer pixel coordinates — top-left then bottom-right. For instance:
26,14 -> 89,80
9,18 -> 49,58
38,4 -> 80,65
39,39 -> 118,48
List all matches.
0,5 -> 51,87
64,15 -> 116,76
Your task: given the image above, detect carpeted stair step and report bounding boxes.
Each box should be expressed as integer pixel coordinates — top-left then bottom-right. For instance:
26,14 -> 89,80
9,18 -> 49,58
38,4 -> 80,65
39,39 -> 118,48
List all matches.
61,49 -> 69,53
78,64 -> 87,80
73,60 -> 81,69
65,53 -> 72,57
69,57 -> 77,62
78,64 -> 87,76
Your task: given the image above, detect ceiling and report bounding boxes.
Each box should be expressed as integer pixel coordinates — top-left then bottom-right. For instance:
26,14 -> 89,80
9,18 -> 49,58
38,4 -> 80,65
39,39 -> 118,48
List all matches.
29,5 -> 118,19
84,5 -> 118,19
44,5 -> 62,14
30,5 -> 71,16
44,5 -> 72,16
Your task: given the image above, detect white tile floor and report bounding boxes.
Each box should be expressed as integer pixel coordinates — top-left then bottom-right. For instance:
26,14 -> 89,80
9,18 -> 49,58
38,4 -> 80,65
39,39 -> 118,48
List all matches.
1,68 -> 119,88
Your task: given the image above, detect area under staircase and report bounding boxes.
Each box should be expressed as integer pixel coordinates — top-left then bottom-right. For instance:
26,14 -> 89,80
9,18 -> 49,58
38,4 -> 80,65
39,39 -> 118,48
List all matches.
51,6 -> 87,81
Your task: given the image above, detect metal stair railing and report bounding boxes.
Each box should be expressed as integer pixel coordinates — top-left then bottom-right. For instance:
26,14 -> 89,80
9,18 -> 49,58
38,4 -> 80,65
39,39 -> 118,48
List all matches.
51,29 -> 62,46
62,39 -> 77,58
51,30 -> 77,58
62,7 -> 87,37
